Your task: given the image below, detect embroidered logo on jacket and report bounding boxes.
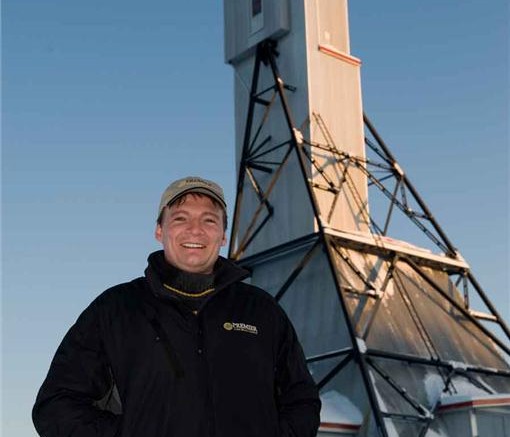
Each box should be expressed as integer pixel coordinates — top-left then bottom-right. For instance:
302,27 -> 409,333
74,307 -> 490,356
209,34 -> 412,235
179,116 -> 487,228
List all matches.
223,322 -> 258,335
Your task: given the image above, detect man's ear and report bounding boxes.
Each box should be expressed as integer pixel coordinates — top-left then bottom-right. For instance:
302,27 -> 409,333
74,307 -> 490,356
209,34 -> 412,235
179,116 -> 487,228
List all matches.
155,224 -> 163,243
221,232 -> 227,247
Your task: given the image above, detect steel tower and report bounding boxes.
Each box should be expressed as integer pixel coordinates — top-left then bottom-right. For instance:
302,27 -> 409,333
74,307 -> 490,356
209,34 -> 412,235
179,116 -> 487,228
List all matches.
223,1 -> 510,435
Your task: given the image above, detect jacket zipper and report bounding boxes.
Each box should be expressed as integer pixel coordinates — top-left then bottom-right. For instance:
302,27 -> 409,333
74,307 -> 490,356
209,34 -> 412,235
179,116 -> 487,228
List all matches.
196,313 -> 216,437
148,316 -> 185,379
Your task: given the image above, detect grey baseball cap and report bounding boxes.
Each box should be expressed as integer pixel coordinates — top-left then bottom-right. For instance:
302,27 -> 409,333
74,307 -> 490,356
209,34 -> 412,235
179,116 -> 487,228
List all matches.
157,176 -> 226,220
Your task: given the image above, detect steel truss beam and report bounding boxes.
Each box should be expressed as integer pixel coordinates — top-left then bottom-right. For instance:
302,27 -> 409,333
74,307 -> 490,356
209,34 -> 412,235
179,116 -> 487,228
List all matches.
229,40 -> 510,437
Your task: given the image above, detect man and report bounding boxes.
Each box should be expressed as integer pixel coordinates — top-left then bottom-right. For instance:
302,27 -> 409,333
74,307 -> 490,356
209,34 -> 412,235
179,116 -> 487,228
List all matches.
33,176 -> 321,437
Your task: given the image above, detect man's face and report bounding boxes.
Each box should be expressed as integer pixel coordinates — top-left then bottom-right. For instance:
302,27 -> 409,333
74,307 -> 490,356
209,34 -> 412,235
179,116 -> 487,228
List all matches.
155,194 -> 227,274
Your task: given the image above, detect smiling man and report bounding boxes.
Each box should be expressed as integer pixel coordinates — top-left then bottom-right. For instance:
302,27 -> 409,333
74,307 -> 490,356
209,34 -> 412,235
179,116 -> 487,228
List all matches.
155,180 -> 227,275
33,176 -> 321,437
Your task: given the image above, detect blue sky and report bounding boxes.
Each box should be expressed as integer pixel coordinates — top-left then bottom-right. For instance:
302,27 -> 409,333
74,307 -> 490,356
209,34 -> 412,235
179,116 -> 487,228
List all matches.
2,1 -> 508,435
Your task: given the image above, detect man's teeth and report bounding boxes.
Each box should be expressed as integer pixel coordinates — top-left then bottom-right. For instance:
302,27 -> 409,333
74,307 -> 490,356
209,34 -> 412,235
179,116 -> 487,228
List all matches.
182,243 -> 205,248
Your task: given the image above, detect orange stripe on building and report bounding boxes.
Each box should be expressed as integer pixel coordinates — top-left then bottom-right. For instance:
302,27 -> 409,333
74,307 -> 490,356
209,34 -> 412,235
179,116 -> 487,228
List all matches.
318,45 -> 361,67
319,421 -> 361,431
438,397 -> 510,412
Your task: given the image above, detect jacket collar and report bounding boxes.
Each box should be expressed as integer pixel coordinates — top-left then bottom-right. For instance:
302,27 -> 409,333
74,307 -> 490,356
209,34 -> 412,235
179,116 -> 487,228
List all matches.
145,250 -> 250,301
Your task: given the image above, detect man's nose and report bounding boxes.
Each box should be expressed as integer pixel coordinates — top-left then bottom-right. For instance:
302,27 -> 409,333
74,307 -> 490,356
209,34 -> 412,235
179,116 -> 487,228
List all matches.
187,218 -> 204,234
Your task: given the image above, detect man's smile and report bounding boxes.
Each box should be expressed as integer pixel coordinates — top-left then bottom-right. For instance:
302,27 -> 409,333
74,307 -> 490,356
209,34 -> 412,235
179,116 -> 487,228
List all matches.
181,242 -> 206,249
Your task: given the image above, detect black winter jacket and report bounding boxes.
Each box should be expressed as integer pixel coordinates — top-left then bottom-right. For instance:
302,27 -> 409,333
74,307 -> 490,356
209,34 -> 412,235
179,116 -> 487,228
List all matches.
33,253 -> 321,437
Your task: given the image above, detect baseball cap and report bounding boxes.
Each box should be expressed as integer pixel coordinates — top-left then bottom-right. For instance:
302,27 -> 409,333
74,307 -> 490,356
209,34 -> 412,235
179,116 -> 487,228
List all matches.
157,176 -> 226,220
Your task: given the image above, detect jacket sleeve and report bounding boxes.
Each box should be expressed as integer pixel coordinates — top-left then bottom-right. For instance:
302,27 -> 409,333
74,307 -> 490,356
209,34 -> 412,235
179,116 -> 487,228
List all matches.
32,298 -> 121,437
274,306 -> 321,437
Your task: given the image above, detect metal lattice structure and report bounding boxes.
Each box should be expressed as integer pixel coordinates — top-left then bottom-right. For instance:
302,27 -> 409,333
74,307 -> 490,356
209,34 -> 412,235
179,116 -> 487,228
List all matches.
229,41 -> 510,437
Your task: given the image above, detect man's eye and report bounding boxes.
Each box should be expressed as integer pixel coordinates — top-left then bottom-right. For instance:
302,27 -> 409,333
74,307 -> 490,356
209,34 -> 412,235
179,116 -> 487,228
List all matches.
173,216 -> 186,222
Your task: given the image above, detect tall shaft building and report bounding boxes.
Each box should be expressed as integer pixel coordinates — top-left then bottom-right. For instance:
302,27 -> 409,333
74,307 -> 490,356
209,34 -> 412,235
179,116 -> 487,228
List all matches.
223,1 -> 510,435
